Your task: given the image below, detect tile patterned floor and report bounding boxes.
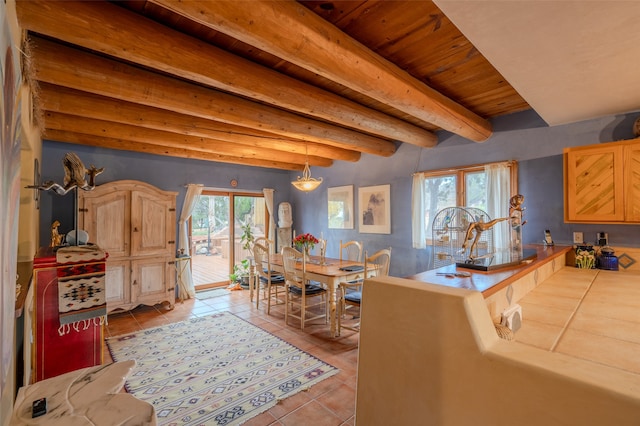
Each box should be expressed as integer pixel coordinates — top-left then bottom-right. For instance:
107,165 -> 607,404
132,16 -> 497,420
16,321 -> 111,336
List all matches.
104,288 -> 359,426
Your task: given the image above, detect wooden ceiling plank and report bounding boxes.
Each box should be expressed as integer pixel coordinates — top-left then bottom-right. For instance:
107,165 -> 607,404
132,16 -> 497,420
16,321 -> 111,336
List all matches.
39,83 -> 361,162
149,0 -> 493,142
44,129 -> 301,171
16,0 -> 436,147
28,36 -> 396,157
43,111 -> 333,168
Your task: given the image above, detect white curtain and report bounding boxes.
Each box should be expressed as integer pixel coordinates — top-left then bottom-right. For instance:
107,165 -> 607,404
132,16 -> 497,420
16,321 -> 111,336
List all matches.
178,184 -> 203,300
263,188 -> 275,253
485,164 -> 510,250
411,173 -> 426,249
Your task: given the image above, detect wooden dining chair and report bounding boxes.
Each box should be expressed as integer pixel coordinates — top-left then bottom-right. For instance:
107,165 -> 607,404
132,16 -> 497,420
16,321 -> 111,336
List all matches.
339,240 -> 363,262
253,237 -> 274,251
338,247 -> 392,333
281,246 -> 328,330
252,242 -> 285,313
249,237 -> 274,300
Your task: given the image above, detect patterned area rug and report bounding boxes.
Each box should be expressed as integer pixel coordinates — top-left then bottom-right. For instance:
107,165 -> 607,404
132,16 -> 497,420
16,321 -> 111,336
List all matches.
106,312 -> 339,425
195,288 -> 229,300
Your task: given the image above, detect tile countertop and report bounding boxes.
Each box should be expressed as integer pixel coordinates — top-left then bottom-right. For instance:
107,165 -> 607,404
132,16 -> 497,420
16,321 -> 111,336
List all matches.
516,267 -> 640,375
406,244 -> 572,298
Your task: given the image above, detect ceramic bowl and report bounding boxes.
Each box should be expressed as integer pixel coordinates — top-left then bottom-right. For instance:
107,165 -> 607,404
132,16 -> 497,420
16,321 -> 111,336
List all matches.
65,229 -> 89,245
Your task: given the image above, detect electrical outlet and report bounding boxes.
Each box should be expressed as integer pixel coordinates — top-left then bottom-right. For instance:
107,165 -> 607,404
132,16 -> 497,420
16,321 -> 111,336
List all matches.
573,232 -> 584,244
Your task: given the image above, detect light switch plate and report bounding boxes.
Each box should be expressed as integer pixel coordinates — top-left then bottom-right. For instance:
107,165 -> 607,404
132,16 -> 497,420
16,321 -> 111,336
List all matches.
573,232 -> 584,244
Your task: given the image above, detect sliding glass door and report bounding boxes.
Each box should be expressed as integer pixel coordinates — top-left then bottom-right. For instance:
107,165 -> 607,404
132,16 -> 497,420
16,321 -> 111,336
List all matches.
190,191 -> 267,289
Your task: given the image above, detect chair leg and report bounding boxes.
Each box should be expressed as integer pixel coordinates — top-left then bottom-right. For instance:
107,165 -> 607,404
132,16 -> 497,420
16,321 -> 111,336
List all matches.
256,280 -> 260,310
266,284 -> 271,314
284,287 -> 289,325
300,293 -> 305,331
337,289 -> 341,333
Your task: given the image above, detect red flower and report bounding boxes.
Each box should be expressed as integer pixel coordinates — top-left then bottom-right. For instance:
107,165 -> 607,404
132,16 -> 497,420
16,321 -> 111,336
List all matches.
293,233 -> 319,249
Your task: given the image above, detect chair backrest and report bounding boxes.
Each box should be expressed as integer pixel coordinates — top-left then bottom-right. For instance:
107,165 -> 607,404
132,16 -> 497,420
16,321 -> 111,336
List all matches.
281,246 -> 304,289
252,242 -> 269,279
339,240 -> 363,262
254,237 -> 274,253
365,247 -> 392,277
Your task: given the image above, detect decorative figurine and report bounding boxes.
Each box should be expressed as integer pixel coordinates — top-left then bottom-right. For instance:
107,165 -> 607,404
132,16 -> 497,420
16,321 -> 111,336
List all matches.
278,202 -> 293,228
461,217 -> 510,261
509,194 -> 527,226
50,220 -> 64,247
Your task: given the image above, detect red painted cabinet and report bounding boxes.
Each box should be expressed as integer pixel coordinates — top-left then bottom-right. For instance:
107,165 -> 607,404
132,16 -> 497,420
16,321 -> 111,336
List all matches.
32,247 -> 103,382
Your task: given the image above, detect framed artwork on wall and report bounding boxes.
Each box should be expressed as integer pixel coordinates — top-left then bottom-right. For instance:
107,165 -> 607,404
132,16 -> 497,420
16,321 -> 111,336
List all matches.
358,184 -> 391,234
328,185 -> 354,229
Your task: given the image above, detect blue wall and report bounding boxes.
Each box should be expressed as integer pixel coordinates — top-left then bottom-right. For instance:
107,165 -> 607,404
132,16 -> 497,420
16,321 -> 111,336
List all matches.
38,144 -> 294,245
41,109 -> 640,278
289,110 -> 640,276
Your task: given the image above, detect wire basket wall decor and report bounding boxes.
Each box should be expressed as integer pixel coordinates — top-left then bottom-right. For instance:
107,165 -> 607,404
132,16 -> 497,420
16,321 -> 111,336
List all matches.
431,207 -> 493,268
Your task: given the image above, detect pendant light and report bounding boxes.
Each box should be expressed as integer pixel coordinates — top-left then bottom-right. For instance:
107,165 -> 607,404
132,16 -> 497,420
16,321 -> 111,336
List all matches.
291,146 -> 323,192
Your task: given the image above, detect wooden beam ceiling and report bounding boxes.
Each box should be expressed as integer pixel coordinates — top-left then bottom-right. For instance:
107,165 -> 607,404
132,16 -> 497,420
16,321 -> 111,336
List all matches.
16,0 -> 436,149
149,0 -> 493,141
29,35 -> 395,157
39,83 -> 361,163
15,0 -> 530,170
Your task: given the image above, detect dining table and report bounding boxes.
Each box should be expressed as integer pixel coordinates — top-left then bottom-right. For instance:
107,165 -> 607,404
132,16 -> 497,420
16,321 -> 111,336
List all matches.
268,253 -> 375,337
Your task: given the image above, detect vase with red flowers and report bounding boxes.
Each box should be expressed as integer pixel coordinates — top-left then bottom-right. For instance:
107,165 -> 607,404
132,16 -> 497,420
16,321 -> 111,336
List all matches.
293,233 -> 319,261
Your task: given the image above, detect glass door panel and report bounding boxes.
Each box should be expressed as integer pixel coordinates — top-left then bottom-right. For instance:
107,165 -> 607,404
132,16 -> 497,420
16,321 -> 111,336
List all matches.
191,193 -> 230,288
190,192 -> 267,289
233,196 -> 266,286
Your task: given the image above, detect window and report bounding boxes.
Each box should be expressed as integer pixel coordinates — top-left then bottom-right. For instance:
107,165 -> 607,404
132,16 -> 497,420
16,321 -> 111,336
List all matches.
417,161 -> 518,245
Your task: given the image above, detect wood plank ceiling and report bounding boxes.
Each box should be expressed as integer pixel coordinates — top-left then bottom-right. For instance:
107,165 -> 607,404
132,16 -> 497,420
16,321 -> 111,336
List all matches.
15,0 -> 530,171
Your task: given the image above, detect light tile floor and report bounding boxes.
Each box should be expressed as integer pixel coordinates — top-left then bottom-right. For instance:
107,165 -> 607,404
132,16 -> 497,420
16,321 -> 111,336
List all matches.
104,288 -> 359,426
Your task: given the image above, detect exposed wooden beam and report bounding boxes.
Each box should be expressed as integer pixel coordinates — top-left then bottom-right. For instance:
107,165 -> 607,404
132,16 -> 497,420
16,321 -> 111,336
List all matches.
16,0 -> 436,147
38,83 -> 361,162
43,129 -> 304,171
44,112 -> 333,168
29,36 -> 396,157
150,0 -> 493,142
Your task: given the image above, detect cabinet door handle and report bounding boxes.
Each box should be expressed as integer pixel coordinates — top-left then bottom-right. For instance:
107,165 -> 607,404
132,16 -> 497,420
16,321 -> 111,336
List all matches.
133,227 -> 139,232
133,280 -> 138,286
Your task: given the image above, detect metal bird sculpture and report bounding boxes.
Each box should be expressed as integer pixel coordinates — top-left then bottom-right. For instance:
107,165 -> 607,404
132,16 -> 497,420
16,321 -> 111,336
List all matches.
28,152 -> 104,195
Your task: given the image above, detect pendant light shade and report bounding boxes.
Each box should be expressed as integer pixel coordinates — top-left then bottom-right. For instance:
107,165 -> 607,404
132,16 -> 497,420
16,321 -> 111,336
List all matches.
292,160 -> 323,192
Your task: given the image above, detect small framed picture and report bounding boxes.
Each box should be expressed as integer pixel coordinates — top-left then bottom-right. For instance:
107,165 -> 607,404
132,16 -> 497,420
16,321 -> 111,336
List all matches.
328,185 -> 354,229
358,184 -> 390,234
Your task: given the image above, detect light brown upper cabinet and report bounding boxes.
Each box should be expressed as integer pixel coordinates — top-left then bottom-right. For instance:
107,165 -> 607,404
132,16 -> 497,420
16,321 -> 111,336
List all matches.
564,138 -> 640,223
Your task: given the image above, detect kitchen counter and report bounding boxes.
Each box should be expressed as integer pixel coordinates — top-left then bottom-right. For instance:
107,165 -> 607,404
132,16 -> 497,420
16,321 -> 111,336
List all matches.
355,272 -> 640,425
407,244 -> 572,297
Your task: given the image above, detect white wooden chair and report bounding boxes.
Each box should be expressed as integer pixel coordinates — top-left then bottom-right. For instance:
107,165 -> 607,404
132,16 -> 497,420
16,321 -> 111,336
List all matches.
339,240 -> 363,262
249,237 -> 275,302
281,246 -> 327,330
338,247 -> 392,333
253,237 -> 274,250
252,242 -> 285,313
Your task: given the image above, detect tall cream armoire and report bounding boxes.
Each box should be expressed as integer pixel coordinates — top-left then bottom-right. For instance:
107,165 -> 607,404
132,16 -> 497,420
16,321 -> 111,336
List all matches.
78,180 -> 177,312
